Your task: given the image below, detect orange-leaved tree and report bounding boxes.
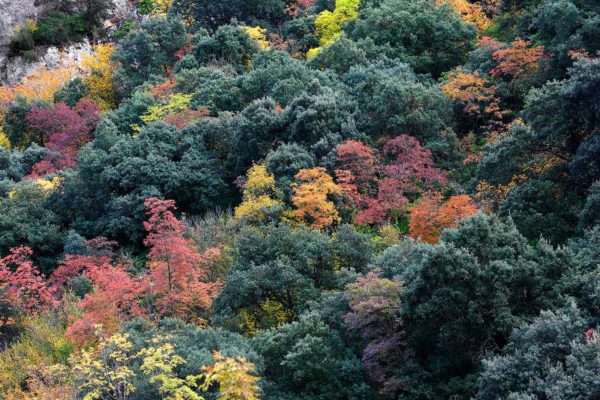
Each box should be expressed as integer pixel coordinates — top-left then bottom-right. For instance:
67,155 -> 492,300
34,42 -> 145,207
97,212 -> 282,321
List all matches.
291,167 -> 343,229
409,193 -> 478,243
491,38 -> 545,80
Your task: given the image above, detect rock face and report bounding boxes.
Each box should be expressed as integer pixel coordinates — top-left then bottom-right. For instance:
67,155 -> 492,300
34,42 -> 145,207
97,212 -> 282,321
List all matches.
0,0 -> 133,85
0,0 -> 48,79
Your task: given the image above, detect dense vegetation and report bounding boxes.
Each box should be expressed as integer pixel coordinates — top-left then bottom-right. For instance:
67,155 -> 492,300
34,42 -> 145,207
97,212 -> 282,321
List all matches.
1,0 -> 600,398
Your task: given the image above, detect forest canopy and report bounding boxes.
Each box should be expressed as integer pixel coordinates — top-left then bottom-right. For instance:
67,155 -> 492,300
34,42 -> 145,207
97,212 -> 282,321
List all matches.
1,0 -> 600,398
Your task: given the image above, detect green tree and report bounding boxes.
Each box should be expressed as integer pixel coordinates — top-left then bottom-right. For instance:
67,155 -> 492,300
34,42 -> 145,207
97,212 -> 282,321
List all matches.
349,0 -> 476,77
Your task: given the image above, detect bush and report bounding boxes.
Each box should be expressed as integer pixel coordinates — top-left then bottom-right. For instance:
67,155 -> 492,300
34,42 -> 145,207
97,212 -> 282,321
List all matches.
33,12 -> 87,46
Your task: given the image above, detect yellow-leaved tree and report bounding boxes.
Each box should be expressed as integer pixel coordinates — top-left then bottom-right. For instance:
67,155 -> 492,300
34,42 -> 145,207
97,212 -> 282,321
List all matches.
242,26 -> 271,50
135,93 -> 193,131
81,43 -> 117,111
138,336 -> 204,400
201,351 -> 261,400
234,164 -> 283,222
436,0 -> 492,32
71,332 -> 138,400
307,0 -> 361,59
291,167 -> 343,229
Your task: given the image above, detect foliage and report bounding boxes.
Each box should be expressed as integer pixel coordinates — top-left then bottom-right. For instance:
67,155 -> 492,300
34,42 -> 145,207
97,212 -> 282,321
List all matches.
235,164 -> 284,222
200,351 -> 261,400
349,0 -> 477,77
307,0 -> 361,59
81,44 -> 117,110
292,167 -> 343,229
72,332 -> 138,400
0,247 -> 52,327
408,194 -> 478,244
344,271 -> 407,398
144,198 -> 221,319
242,26 -> 271,50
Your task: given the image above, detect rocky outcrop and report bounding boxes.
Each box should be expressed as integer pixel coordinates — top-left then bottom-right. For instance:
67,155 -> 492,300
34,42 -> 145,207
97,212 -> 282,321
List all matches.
0,0 -> 48,75
0,0 -> 134,85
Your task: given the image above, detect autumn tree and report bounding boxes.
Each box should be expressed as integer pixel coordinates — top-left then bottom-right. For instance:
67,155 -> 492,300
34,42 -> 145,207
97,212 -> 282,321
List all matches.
0,59 -> 79,103
491,38 -> 545,80
144,198 -> 221,319
335,140 -> 378,207
408,193 -> 478,244
356,135 -> 448,225
138,336 -> 204,400
0,247 -> 53,328
436,0 -> 492,32
291,167 -> 343,229
81,43 -> 117,110
234,164 -> 284,223
72,332 -> 138,400
344,271 -> 408,398
26,99 -> 100,171
442,68 -> 503,132
307,0 -> 361,58
65,256 -> 148,346
201,351 -> 261,400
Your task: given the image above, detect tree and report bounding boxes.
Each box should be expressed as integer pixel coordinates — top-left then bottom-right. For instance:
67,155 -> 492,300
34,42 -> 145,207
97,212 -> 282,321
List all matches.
72,333 -> 138,400
81,43 -> 117,110
349,0 -> 476,77
138,336 -> 204,400
335,140 -> 378,207
442,68 -> 503,133
477,306 -> 600,400
292,167 -> 343,229
4,61 -> 79,103
0,247 -> 53,326
0,181 -> 64,272
344,271 -> 408,398
356,135 -> 448,225
234,164 -> 284,222
408,193 -> 478,244
64,121 -> 227,243
144,198 -> 221,319
344,59 -> 454,144
397,214 -> 566,398
200,351 -> 261,400
113,18 -> 186,96
212,224 -> 338,331
491,38 -> 546,80
307,0 -> 362,59
171,0 -> 286,31
436,0 -> 492,31
253,310 -> 370,399
193,25 -> 261,73
26,99 -> 100,169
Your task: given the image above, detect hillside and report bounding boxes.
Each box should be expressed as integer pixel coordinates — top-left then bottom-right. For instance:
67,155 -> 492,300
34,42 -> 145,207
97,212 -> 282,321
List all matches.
1,0 -> 600,399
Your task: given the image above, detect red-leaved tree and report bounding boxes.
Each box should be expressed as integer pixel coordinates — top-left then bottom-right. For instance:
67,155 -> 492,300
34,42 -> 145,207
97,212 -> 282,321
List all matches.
144,198 -> 222,319
26,99 -> 101,175
0,247 -> 53,327
335,140 -> 379,207
355,135 -> 447,225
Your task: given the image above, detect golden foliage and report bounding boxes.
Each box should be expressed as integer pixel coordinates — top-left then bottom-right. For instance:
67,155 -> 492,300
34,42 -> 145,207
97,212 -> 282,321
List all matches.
201,352 -> 261,400
242,26 -> 271,50
234,164 -> 283,222
307,0 -> 361,59
442,68 -> 502,119
71,332 -> 138,400
81,44 -> 117,111
292,167 -> 343,229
